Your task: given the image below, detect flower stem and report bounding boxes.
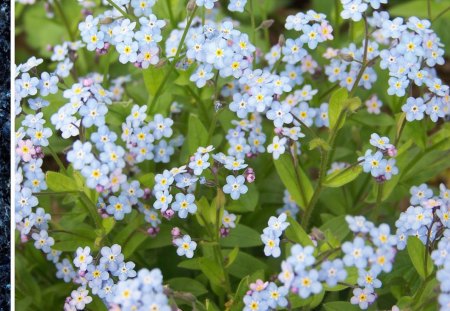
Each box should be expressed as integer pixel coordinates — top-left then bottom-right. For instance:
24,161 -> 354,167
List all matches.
148,6 -> 198,110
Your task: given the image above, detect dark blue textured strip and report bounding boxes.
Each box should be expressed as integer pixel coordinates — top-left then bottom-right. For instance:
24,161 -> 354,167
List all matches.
0,0 -> 11,310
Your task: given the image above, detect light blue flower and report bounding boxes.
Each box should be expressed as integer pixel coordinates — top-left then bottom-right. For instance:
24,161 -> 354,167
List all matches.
223,175 -> 248,200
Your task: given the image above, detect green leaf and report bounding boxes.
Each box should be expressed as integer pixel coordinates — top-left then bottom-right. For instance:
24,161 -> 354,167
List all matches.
46,171 -> 80,192
198,257 -> 225,288
274,153 -> 313,209
101,217 -> 115,236
289,291 -> 325,308
227,183 -> 259,213
167,277 -> 208,297
390,0 -> 449,19
320,215 -> 350,242
344,97 -> 362,112
309,138 -> 331,151
221,224 -> 262,248
407,236 -> 434,279
187,114 -> 209,155
328,88 -> 348,130
323,165 -> 362,187
142,66 -> 166,96
226,252 -> 267,278
137,173 -> 155,189
323,301 -> 360,311
285,216 -> 313,246
224,247 -> 239,268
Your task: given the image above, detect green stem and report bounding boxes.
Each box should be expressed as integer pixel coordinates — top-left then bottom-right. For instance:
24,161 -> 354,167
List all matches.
47,145 -> 67,174
432,6 -> 450,22
248,0 -> 257,65
106,0 -> 137,21
375,182 -> 384,210
302,15 -> 371,229
53,0 -> 75,41
427,0 -> 432,20
148,6 -> 198,111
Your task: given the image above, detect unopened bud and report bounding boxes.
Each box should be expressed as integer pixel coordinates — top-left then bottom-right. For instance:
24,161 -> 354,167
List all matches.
143,188 -> 152,200
147,226 -> 160,237
340,53 -> 354,62
171,227 -> 181,238
274,127 -> 283,135
310,227 -> 325,241
257,19 -> 274,30
220,227 -> 230,237
100,17 -> 114,25
20,234 -> 29,243
82,78 -> 93,87
386,145 -> 397,157
186,0 -> 196,12
162,209 -> 175,220
278,34 -> 285,47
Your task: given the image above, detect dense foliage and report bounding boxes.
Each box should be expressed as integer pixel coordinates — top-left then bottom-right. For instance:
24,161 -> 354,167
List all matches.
14,0 -> 450,310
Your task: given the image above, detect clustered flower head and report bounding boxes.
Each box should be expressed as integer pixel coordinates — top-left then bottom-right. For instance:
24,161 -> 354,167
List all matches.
395,183 -> 450,310
260,213 -> 290,258
358,132 -> 398,182
79,2 -> 166,67
243,280 -> 288,311
270,215 -> 397,309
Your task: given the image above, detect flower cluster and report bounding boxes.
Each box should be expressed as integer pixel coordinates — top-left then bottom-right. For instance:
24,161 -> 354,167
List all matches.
61,244 -> 137,310
395,183 -> 449,248
395,183 -> 450,310
340,0 -> 387,22
171,228 -> 197,258
79,5 -> 166,67
110,268 -> 170,311
344,216 -> 397,309
243,280 -> 288,311
260,213 -> 290,258
358,133 -> 398,182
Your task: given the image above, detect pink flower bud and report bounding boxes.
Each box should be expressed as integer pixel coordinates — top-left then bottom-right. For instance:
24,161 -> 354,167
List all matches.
246,173 -> 255,183
143,188 -> 152,199
274,127 -> 283,135
95,185 -> 104,193
147,227 -> 160,237
171,227 -> 181,237
163,209 -> 175,220
20,234 -> 29,243
220,227 -> 230,237
387,146 -> 397,157
82,78 -> 93,87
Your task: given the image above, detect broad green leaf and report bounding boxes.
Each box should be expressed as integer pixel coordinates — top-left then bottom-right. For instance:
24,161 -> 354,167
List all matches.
198,257 -> 225,288
274,153 -> 313,209
187,114 -> 209,155
285,216 -> 313,246
407,236 -> 434,279
227,183 -> 259,213
320,215 -> 350,242
323,301 -> 360,311
328,88 -> 348,130
221,224 -> 262,248
390,0 -> 449,19
46,171 -> 80,192
309,138 -> 331,151
289,291 -> 325,308
102,217 -> 116,236
224,247 -> 239,268
323,165 -> 362,187
227,252 -> 267,278
142,66 -> 166,96
137,173 -> 155,189
167,278 -> 208,297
